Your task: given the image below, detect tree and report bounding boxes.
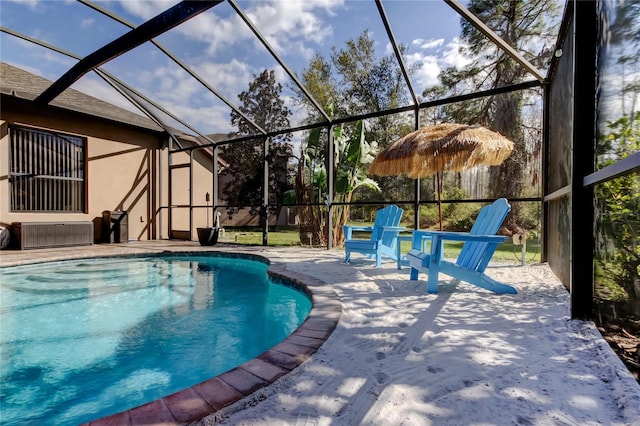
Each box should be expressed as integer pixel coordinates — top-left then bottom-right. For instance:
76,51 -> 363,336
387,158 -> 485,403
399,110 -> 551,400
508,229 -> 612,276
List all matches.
594,1 -> 640,312
331,30 -> 406,116
595,112 -> 640,312
222,70 -> 293,221
285,126 -> 328,246
331,120 -> 380,246
288,30 -> 412,245
432,0 -> 559,231
284,117 -> 379,247
607,0 -> 640,115
299,52 -> 339,124
331,30 -> 412,158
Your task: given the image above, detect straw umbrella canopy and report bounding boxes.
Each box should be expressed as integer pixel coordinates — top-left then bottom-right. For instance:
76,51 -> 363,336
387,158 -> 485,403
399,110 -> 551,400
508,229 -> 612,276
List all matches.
369,123 -> 514,229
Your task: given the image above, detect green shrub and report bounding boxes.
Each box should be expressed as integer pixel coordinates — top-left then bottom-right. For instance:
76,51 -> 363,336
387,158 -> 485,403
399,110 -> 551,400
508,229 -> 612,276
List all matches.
419,205 -> 440,228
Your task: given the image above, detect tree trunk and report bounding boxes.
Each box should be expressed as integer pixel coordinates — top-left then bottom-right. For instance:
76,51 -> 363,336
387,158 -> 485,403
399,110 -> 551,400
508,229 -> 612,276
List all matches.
295,160 -> 326,246
490,57 -> 526,233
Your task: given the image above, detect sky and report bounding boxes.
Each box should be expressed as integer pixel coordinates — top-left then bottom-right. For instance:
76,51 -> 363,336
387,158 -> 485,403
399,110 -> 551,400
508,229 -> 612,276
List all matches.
0,0 -> 479,137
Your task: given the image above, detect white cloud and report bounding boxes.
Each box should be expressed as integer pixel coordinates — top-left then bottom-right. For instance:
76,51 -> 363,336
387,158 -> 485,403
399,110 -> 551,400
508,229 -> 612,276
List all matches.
114,58 -> 260,133
177,11 -> 251,57
384,41 -> 395,56
172,102 -> 234,135
72,74 -> 142,113
405,52 -> 441,89
115,0 -> 177,20
182,0 -> 342,61
6,0 -> 39,10
413,38 -> 445,50
194,59 -> 253,102
273,66 -> 291,87
38,50 -> 76,71
403,36 -> 473,93
442,37 -> 472,69
97,0 -> 347,134
133,67 -> 207,119
247,0 -> 333,50
81,18 -> 95,29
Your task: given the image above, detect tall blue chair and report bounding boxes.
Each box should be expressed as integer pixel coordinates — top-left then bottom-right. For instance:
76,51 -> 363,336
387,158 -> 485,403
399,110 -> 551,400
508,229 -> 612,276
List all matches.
407,198 -> 516,294
343,205 -> 404,267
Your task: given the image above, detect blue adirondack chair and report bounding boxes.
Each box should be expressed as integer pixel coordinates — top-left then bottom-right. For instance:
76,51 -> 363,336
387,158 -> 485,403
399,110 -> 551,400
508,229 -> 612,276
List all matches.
343,205 -> 404,267
407,198 -> 517,294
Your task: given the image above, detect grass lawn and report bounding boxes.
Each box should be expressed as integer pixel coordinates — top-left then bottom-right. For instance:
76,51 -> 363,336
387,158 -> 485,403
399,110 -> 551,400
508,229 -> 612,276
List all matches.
219,227 -> 541,264
219,228 -> 302,246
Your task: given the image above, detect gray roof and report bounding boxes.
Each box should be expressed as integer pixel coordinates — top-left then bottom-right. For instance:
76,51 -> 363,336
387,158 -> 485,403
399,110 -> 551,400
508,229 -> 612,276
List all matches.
0,62 -> 163,132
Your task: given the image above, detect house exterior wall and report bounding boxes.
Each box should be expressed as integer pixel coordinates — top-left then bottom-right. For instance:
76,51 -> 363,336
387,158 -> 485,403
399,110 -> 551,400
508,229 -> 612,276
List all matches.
0,96 -> 291,247
0,96 -> 170,243
168,149 -> 292,237
168,149 -> 214,240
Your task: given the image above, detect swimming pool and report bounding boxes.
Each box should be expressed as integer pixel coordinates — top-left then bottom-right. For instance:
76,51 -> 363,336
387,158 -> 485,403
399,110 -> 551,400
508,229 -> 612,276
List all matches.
0,253 -> 312,425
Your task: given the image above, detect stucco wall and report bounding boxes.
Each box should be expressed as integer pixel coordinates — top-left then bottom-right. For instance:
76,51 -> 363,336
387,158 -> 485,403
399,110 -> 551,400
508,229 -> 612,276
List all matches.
0,97 -> 168,243
168,150 -> 214,240
0,96 -> 290,246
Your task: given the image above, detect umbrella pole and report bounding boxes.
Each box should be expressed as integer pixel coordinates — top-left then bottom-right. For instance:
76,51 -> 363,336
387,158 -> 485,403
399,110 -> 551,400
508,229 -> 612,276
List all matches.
436,172 -> 443,231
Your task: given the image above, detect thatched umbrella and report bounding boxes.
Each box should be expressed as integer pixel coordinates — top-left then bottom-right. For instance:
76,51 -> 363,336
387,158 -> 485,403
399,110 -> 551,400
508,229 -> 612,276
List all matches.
369,123 -> 514,230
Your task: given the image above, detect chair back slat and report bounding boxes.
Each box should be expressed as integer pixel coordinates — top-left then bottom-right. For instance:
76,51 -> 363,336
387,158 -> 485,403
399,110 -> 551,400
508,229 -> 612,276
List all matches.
371,205 -> 403,245
456,199 -> 510,270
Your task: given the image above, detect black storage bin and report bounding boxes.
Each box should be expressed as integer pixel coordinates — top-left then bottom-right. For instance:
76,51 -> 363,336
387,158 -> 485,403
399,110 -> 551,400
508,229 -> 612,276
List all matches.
102,210 -> 128,243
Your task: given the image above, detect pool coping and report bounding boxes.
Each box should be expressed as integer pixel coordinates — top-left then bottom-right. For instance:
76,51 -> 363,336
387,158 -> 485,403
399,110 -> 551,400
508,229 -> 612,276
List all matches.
1,244 -> 342,426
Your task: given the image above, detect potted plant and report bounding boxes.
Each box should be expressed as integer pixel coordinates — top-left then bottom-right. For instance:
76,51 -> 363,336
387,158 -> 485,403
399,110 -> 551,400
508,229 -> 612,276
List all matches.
197,192 -> 219,246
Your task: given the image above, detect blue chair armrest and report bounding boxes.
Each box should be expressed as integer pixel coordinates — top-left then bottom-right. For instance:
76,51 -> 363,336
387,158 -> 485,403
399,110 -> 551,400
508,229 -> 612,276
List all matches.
343,225 -> 373,231
343,225 -> 373,240
419,230 -> 507,244
380,226 -> 405,232
412,230 -> 433,249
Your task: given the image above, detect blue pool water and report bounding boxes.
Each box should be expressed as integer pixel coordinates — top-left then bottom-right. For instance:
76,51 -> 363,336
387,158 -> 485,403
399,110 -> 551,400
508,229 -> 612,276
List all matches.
0,254 -> 311,425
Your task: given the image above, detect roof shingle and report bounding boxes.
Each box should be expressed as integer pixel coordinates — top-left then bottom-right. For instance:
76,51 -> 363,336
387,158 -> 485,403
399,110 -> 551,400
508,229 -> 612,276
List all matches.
0,62 -> 162,132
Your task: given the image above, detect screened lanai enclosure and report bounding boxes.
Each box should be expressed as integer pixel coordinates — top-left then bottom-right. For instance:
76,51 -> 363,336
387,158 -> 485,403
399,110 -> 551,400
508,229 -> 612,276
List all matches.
1,0 -> 638,331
